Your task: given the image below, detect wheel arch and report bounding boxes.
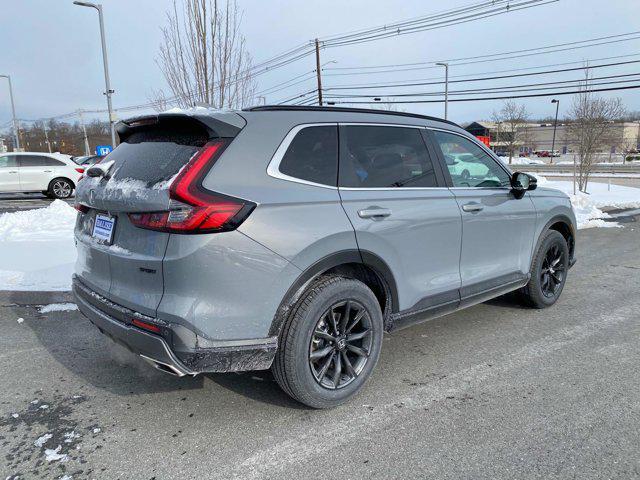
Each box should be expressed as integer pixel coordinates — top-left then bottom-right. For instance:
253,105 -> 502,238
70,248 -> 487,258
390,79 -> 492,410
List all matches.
535,214 -> 575,263
48,176 -> 76,190
268,249 -> 398,337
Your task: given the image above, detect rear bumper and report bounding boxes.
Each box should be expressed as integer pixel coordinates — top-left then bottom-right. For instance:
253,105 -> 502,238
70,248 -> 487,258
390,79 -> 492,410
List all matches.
73,276 -> 277,375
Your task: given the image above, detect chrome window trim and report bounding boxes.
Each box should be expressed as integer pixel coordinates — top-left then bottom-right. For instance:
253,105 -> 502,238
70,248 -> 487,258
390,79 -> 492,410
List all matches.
266,123 -> 339,190
266,121 -> 471,191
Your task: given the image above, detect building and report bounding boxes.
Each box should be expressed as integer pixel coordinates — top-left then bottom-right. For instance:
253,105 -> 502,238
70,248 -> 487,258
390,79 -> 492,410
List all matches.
465,121 -> 640,156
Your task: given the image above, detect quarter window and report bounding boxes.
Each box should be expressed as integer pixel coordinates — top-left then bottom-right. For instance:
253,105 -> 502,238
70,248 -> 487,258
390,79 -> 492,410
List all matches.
339,126 -> 437,188
432,131 -> 511,188
279,126 -> 338,186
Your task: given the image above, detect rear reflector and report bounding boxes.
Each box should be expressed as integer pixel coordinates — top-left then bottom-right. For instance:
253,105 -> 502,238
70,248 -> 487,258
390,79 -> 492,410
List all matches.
132,318 -> 162,334
128,139 -> 255,234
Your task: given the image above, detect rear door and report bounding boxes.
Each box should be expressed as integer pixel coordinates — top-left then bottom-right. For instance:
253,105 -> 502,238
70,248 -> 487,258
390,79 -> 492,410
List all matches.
75,114 -> 236,316
16,155 -> 49,191
338,124 -> 462,314
0,155 -> 20,191
429,129 -> 537,300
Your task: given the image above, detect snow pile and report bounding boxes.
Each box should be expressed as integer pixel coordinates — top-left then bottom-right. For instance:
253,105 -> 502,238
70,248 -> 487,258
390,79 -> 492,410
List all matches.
0,201 -> 77,291
39,303 -> 79,313
44,445 -> 68,463
499,156 -> 545,165
536,176 -> 640,229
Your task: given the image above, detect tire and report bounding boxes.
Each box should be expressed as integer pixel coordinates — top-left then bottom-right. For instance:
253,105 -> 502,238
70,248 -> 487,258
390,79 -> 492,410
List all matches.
521,230 -> 569,308
48,178 -> 74,199
272,275 -> 384,409
461,169 -> 470,180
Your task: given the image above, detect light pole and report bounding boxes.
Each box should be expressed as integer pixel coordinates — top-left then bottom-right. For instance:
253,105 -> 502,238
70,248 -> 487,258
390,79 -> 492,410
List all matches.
0,75 -> 20,150
436,62 -> 449,120
550,99 -> 560,165
73,1 -> 116,147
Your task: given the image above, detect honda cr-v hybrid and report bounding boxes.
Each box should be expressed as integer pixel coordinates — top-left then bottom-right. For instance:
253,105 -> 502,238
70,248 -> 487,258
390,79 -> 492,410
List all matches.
73,106 -> 576,408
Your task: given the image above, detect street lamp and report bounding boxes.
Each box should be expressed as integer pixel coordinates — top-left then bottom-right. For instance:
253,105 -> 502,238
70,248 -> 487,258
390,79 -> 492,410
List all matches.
435,62 -> 449,120
550,99 -> 560,165
73,1 -> 116,147
0,75 -> 20,150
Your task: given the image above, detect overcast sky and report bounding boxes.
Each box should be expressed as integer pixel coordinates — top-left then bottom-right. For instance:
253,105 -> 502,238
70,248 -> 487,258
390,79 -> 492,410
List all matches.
1,0 -> 639,129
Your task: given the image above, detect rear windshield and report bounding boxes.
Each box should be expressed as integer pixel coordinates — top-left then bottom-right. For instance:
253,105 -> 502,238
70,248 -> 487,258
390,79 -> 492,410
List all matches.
108,125 -> 209,186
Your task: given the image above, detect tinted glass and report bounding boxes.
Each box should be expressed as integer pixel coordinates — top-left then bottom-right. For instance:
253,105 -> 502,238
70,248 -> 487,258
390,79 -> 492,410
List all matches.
0,156 -> 17,168
279,126 -> 338,186
432,131 -> 511,188
108,127 -> 208,186
18,155 -> 49,167
45,158 -> 65,166
339,126 -> 437,188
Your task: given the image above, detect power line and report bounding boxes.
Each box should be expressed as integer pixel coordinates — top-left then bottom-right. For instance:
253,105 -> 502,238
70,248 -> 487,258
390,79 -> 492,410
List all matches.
324,30 -> 640,72
327,84 -> 640,104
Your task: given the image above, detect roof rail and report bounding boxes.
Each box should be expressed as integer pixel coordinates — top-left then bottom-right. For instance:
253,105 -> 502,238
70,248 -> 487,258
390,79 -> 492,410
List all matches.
243,105 -> 459,127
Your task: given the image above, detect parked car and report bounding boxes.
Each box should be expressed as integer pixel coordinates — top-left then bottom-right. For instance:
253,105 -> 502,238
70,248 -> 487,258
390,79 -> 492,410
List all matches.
625,152 -> 640,162
72,154 -> 106,166
444,152 -> 490,180
0,152 -> 84,198
73,106 -> 576,408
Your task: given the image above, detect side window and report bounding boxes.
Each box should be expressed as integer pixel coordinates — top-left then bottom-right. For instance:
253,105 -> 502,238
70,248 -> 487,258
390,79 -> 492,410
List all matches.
45,158 -> 66,166
17,155 -> 49,167
279,126 -> 338,186
339,126 -> 437,188
432,130 -> 511,188
0,156 -> 17,168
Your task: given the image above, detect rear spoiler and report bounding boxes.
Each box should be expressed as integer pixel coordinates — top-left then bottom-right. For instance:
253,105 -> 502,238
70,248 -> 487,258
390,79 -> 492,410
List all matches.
116,111 -> 246,143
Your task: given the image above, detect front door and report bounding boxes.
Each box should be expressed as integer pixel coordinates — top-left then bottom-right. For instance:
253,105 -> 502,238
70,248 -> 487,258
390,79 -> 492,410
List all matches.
0,155 -> 20,191
429,129 -> 537,299
338,124 -> 462,314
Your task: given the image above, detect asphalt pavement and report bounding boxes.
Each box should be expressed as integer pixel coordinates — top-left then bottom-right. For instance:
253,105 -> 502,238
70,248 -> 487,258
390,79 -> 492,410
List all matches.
1,216 -> 639,479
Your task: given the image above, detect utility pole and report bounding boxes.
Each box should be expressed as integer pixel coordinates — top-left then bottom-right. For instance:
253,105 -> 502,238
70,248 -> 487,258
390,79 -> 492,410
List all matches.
0,74 -> 20,150
435,63 -> 449,120
78,109 -> 91,155
42,121 -> 52,153
73,1 -> 116,147
550,99 -> 560,165
315,39 -> 323,106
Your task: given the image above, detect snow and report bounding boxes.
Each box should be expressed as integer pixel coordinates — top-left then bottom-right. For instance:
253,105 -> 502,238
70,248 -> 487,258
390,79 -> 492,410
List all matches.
39,303 -> 79,313
44,445 -> 68,463
34,433 -> 53,448
16,318 -> 24,324
499,156 -> 545,165
11,413 -> 19,418
536,176 -> 640,229
0,200 -> 77,291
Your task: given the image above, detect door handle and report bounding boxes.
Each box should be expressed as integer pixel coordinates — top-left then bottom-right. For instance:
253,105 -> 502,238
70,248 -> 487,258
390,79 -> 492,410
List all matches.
8,171 -> 18,174
462,203 -> 484,213
358,207 -> 392,219
43,170 -> 53,172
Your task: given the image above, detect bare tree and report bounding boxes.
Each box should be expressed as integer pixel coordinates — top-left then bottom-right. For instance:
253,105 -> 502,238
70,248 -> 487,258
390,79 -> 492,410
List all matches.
148,89 -> 171,113
157,0 -> 257,109
492,101 -> 529,164
566,72 -> 625,192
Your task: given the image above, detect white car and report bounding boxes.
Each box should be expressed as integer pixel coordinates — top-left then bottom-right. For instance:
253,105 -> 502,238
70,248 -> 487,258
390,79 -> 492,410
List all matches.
445,152 -> 490,180
0,152 -> 84,198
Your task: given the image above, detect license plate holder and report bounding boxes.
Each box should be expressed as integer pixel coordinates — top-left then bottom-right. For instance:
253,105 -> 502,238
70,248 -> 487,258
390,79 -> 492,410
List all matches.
92,213 -> 116,245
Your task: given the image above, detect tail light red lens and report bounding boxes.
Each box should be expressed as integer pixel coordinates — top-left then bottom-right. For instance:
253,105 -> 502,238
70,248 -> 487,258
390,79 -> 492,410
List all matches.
128,139 -> 255,234
75,168 -> 85,174
131,318 -> 162,334
74,204 -> 89,213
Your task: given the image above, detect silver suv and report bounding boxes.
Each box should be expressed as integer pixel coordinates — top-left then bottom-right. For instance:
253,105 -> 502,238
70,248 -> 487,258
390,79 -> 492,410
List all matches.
73,106 -> 576,408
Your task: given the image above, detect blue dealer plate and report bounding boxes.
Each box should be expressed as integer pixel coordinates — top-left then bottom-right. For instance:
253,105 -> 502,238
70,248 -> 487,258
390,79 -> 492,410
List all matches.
92,213 -> 116,244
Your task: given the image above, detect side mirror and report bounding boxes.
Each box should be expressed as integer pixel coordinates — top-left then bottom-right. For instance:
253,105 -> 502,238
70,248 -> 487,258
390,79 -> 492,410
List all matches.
511,172 -> 537,199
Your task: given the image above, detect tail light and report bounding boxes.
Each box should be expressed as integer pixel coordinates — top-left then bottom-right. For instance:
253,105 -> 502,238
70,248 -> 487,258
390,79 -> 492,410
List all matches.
74,204 -> 89,214
132,318 -> 162,334
128,139 -> 255,234
75,168 -> 85,174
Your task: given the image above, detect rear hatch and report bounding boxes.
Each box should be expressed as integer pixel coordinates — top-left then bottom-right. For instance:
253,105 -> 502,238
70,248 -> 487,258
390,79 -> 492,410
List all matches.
74,112 -> 246,316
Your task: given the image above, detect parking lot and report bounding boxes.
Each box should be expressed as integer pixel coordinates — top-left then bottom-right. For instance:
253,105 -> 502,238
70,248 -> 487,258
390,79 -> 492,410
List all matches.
1,214 -> 639,479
